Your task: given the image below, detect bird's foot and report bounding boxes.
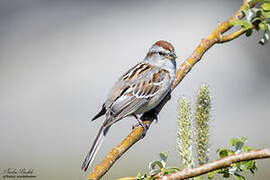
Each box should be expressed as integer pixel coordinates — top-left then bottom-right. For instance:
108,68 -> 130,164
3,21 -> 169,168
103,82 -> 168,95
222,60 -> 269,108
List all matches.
141,109 -> 158,123
140,122 -> 149,138
149,109 -> 158,123
132,114 -> 150,138
131,122 -> 149,138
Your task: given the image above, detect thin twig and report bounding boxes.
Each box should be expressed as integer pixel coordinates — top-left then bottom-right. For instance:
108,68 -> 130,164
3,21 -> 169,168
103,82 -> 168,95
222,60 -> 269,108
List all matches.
156,148 -> 270,180
219,28 -> 254,43
118,148 -> 270,180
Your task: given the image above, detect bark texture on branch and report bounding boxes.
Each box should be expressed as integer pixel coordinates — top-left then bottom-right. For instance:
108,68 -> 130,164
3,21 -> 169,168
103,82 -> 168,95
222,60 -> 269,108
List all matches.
88,1 -> 255,179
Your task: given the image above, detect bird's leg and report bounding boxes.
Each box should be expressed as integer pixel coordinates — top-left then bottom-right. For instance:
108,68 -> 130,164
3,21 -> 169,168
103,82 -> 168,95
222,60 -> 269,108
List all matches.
140,108 -> 158,123
149,108 -> 158,123
132,114 -> 149,137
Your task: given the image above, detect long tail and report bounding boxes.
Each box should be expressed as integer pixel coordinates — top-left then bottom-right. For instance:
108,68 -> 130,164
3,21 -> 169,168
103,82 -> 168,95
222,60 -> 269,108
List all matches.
81,124 -> 111,171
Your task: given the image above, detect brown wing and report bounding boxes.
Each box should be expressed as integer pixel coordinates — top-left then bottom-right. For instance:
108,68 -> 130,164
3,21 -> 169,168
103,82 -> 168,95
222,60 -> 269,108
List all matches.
103,62 -> 171,126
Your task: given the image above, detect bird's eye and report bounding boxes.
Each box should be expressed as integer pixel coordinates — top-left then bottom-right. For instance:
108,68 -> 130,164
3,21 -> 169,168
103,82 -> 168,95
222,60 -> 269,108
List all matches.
158,52 -> 165,56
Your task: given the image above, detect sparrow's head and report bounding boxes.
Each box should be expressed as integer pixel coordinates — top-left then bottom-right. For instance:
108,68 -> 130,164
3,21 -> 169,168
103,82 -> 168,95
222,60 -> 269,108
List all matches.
144,40 -> 177,70
145,40 -> 177,61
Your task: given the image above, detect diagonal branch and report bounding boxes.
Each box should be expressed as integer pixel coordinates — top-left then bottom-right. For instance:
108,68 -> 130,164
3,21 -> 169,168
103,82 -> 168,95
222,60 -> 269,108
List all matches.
87,1 -> 255,179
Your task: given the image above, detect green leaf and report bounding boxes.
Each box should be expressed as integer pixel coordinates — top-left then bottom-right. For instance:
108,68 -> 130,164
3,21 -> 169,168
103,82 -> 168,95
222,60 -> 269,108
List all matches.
231,137 -> 247,153
256,8 -> 263,17
137,172 -> 142,178
218,148 -> 229,158
259,31 -> 270,45
233,174 -> 246,180
222,170 -> 230,178
259,21 -> 268,30
149,169 -> 161,176
234,141 -> 244,152
244,160 -> 257,173
162,168 -> 178,174
230,20 -> 253,30
217,148 -> 234,158
250,164 -> 258,174
263,11 -> 270,18
230,138 -> 237,146
252,17 -> 264,25
149,160 -> 164,170
212,138 -> 258,180
242,146 -> 255,152
159,152 -> 168,165
208,170 -> 218,179
246,160 -> 256,169
246,9 -> 258,22
194,176 -> 203,180
246,29 -> 253,36
262,3 -> 270,11
249,0 -> 270,6
228,166 -> 239,175
166,167 -> 180,171
240,137 -> 248,142
239,160 -> 257,173
137,172 -> 150,180
241,9 -> 248,18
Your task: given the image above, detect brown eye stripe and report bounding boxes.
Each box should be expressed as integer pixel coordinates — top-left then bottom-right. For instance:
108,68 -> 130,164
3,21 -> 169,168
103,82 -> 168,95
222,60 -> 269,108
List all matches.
146,52 -> 154,58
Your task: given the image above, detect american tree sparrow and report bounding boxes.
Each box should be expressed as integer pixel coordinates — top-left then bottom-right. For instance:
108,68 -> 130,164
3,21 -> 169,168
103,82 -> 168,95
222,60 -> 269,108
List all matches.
82,40 -> 177,171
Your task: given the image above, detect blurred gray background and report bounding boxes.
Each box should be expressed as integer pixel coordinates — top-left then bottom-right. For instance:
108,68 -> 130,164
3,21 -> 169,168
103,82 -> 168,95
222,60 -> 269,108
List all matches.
0,0 -> 270,179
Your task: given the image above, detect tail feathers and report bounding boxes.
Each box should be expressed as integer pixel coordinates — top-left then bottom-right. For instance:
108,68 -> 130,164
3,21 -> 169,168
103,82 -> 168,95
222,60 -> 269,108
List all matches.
92,105 -> 106,121
81,125 -> 110,171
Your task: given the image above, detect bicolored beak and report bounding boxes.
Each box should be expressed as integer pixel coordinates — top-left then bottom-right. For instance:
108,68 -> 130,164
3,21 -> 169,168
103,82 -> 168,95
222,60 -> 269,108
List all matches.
167,52 -> 177,60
